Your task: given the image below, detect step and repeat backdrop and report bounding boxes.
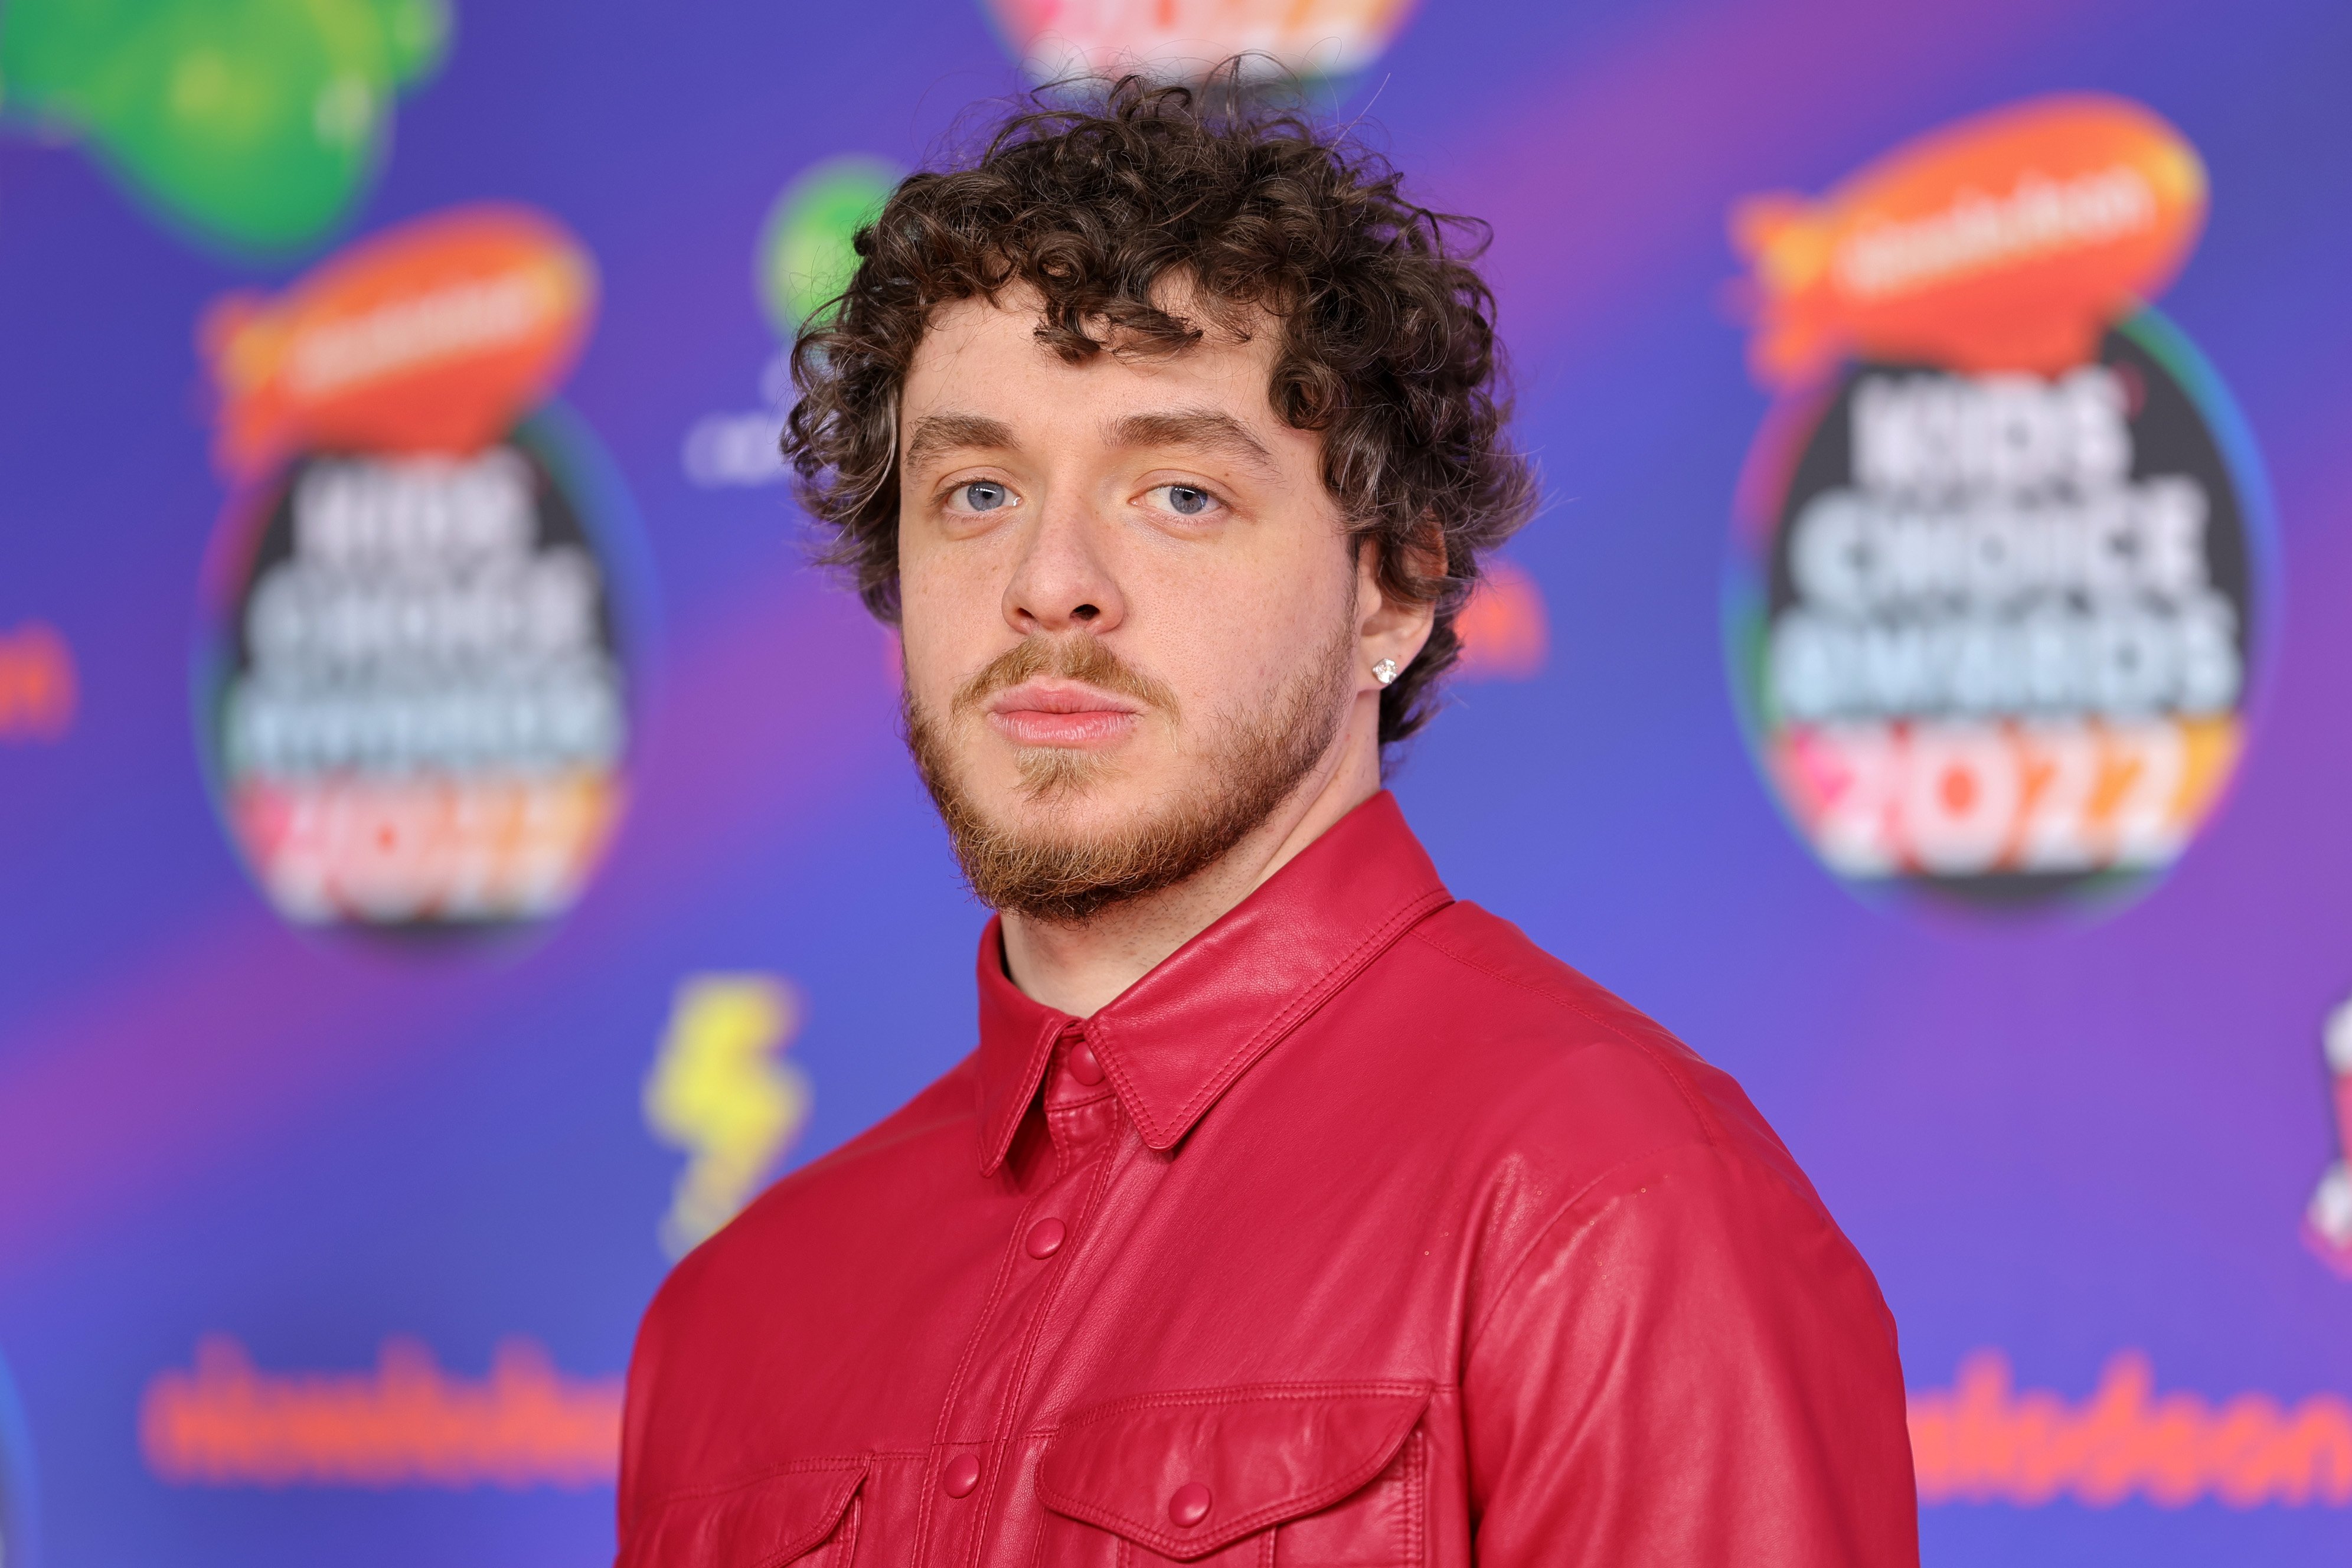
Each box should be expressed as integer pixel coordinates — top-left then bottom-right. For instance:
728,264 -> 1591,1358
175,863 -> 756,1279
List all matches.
1,1 -> 2348,1564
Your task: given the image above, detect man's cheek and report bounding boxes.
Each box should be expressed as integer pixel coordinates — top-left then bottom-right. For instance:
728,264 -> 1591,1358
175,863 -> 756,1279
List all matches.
894,632 -> 960,724
1167,619 -> 1282,706
896,580 -> 963,680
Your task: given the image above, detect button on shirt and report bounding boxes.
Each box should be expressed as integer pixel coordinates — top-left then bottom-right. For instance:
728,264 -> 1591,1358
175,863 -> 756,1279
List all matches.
618,792 -> 1919,1566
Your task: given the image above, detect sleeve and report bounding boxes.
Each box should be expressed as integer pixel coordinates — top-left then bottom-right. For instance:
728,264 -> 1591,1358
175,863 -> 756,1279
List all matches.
1461,1136 -> 1919,1567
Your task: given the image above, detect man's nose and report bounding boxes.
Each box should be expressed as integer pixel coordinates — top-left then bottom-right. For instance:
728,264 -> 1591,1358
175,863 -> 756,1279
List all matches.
1002,498 -> 1125,636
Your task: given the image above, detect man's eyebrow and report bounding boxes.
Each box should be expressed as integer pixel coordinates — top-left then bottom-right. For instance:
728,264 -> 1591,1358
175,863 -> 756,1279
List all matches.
1105,409 -> 1279,476
904,411 -> 1018,471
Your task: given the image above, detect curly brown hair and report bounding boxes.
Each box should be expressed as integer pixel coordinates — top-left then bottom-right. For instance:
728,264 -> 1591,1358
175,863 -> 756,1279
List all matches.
783,72 -> 1538,746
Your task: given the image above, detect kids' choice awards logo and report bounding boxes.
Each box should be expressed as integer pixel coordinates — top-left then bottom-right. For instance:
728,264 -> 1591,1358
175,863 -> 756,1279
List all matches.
981,0 -> 1417,83
194,205 -> 646,933
1724,96 -> 2273,908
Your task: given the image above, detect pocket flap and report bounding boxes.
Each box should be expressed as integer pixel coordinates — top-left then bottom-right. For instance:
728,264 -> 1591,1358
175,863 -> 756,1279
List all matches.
1038,1384 -> 1428,1561
625,1457 -> 866,1567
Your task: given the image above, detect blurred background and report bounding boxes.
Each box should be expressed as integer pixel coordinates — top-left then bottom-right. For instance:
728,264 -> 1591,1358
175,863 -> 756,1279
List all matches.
1,0 -> 2348,1563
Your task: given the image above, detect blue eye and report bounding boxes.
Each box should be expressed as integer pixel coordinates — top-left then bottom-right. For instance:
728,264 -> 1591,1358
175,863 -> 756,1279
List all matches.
1164,485 -> 1213,517
959,481 -> 1010,512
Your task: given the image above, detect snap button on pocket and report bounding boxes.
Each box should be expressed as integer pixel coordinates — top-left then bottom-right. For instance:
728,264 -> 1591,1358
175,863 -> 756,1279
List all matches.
1025,1219 -> 1067,1259
942,1452 -> 981,1498
1167,1481 -> 1211,1528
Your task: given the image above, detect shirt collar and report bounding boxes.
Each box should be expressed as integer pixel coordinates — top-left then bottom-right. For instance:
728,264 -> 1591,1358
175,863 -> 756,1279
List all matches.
973,790 -> 1452,1175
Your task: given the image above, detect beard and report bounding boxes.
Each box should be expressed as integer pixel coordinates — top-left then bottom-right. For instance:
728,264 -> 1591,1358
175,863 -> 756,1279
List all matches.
904,619 -> 1355,926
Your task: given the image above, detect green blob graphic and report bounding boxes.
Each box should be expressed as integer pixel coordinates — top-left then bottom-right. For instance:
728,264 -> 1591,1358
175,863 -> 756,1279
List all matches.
756,156 -> 900,338
0,0 -> 450,257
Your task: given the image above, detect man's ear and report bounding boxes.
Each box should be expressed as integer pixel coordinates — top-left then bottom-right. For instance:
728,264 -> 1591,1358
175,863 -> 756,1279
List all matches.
1355,521 -> 1443,681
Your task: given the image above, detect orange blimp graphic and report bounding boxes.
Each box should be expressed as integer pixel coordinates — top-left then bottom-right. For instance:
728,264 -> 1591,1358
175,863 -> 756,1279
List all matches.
1732,94 -> 2206,386
201,204 -> 597,479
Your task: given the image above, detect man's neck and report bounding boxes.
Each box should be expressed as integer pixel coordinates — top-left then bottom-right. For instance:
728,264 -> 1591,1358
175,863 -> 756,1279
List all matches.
998,697 -> 1385,1017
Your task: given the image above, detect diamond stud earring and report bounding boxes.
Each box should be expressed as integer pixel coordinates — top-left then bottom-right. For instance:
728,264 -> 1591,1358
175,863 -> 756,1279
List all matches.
1373,658 -> 1400,687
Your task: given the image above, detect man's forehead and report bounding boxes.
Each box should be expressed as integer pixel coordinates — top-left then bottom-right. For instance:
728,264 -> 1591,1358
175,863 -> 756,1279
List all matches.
902,293 -> 1288,459
903,404 -> 1280,477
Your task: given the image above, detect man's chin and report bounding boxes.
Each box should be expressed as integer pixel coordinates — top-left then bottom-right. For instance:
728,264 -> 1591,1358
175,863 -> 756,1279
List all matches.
923,762 -> 1253,926
904,625 -> 1353,925
976,779 -> 1156,850
1010,743 -> 1125,803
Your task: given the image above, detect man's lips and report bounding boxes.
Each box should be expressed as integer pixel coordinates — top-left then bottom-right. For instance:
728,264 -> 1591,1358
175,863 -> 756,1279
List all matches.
982,680 -> 1145,747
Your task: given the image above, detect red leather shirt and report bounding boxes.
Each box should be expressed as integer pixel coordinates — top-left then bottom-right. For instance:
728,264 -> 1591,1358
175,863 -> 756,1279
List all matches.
619,793 -> 1919,1566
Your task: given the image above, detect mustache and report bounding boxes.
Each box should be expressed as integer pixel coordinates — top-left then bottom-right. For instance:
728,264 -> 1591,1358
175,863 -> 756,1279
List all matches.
950,635 -> 1180,720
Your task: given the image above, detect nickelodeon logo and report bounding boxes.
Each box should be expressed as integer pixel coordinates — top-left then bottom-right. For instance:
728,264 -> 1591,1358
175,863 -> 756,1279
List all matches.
141,1335 -> 619,1488
0,622 -> 75,741
138,1335 -> 2352,1508
1912,1351 -> 2352,1508
202,204 -> 596,478
1733,94 -> 2206,382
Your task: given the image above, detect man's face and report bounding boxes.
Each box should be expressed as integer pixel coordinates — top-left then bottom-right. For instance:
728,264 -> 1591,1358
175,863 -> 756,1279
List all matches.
896,289 -> 1367,923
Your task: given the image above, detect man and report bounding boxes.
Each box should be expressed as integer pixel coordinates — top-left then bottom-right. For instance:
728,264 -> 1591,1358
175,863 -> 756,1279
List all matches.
619,77 -> 1918,1567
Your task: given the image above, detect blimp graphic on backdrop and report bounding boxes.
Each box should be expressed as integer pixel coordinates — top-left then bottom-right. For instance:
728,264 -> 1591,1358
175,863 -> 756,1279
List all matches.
192,205 -> 648,935
980,0 -> 1418,84
1723,94 -> 2275,910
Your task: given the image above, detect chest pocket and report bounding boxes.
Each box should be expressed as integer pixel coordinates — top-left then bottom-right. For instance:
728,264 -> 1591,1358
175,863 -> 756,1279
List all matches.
1037,1385 -> 1429,1567
620,1458 -> 865,1568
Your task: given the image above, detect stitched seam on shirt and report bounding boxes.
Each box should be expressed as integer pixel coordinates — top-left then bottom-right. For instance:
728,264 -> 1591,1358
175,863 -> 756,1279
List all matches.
987,1140 -> 1125,1448
1046,1470 -> 1400,1549
1041,1431 -> 1418,1548
1015,1383 -> 1462,1442
1023,1504 -> 1050,1568
799,1494 -> 858,1568
1041,1093 -> 1118,1182
637,1453 -> 866,1510
1031,1381 -> 1440,1541
1030,1387 -> 1442,1552
1406,926 -> 1726,1144
958,1137 -> 1128,1568
913,1137 -> 1060,1563
1097,889 -> 1449,1143
1403,1429 -> 1426,1568
1056,1379 -> 1433,1427
1122,887 -> 1453,1148
982,1017 -> 1069,1174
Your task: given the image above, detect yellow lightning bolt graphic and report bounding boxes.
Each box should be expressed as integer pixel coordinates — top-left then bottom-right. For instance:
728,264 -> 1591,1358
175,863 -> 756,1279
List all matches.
643,974 -> 812,1259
